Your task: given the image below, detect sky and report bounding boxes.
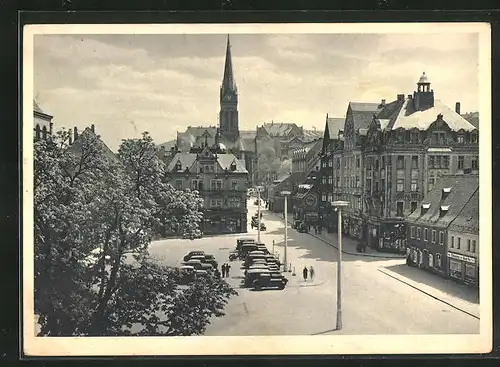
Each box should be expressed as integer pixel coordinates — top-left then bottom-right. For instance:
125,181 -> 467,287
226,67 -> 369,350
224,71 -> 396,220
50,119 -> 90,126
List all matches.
33,32 -> 479,151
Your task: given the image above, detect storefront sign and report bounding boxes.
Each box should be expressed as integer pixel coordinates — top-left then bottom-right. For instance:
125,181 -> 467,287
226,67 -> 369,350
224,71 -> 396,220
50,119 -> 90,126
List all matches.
447,252 -> 476,264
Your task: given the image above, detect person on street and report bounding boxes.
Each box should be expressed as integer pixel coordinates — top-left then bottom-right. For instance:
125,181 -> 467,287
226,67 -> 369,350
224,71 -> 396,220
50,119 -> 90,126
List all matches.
309,266 -> 315,281
226,263 -> 231,277
302,266 -> 308,282
221,264 -> 226,278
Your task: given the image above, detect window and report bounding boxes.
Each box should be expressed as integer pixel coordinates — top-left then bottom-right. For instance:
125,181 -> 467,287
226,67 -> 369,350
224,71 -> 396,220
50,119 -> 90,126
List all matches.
211,179 -> 222,191
397,201 -> 404,217
356,158 -> 360,168
366,178 -> 372,192
328,160 -> 333,167
431,230 -> 436,243
191,179 -> 199,190
451,236 -> 455,248
175,179 -> 183,190
411,132 -> 419,143
416,227 -> 421,240
443,156 -> 450,169
42,126 -> 47,140
428,177 -> 435,192
231,180 -> 238,190
321,194 -> 327,202
411,156 -> 418,169
229,197 -> 241,208
321,176 -> 327,184
471,240 -> 477,253
435,156 -> 442,169
344,158 -> 347,168
457,134 -> 464,143
411,201 -> 417,213
424,228 -> 428,241
458,156 -> 464,169
356,176 -> 360,187
457,237 -> 461,249
411,226 -> 415,238
467,239 -> 471,252
472,157 -> 479,170
429,156 -> 435,169
336,159 -> 340,169
465,264 -> 475,278
375,159 -> 379,170
210,198 -> 223,208
35,125 -> 41,139
210,165 -> 215,172
411,170 -> 418,192
435,254 -> 442,268
397,155 -> 405,169
439,231 -> 444,245
471,133 -> 478,143
336,177 -> 340,187
327,193 -> 333,202
396,179 -> 404,192
428,253 -> 434,268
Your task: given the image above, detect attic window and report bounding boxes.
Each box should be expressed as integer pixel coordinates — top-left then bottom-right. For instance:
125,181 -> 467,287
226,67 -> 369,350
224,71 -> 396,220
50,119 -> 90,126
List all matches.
442,187 -> 451,200
421,203 -> 430,215
230,161 -> 237,171
175,161 -> 182,171
439,205 -> 450,217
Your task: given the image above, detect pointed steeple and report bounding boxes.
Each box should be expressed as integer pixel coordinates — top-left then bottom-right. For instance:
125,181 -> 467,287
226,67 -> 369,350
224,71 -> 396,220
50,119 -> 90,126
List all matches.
222,35 -> 235,91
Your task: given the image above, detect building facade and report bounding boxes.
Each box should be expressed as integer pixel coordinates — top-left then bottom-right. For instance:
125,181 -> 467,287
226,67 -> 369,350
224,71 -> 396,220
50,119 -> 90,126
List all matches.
406,174 -> 478,284
165,139 -> 249,235
34,100 -> 53,141
446,189 -> 479,286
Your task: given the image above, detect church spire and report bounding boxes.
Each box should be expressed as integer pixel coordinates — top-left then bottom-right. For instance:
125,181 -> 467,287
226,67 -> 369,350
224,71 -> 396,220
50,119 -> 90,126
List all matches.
222,35 -> 235,91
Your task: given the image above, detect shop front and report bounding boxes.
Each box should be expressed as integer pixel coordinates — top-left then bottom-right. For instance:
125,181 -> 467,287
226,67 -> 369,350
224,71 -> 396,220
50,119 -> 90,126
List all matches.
447,251 -> 478,286
343,213 -> 362,239
202,210 -> 247,235
378,220 -> 407,254
365,217 -> 380,248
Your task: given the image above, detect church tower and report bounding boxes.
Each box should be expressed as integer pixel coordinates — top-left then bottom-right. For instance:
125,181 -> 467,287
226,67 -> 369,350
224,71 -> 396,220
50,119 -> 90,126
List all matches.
219,35 -> 239,142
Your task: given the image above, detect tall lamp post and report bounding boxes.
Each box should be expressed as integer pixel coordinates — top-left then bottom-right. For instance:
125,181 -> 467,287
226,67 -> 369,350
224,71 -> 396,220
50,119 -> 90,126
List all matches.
331,200 -> 349,331
281,190 -> 292,272
256,185 -> 264,243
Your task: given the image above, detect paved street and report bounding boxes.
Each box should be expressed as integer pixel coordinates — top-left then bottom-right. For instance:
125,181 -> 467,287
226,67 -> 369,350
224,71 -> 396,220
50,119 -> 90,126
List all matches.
148,200 -> 479,335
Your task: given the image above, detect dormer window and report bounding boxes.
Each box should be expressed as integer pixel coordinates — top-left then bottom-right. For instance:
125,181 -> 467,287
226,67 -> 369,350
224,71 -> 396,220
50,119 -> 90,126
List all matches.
457,134 -> 464,144
175,161 -> 182,171
421,203 -> 430,215
442,187 -> 451,200
439,205 -> 450,217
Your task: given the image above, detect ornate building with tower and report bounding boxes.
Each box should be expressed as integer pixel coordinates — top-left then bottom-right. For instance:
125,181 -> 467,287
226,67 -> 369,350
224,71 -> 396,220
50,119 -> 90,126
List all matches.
33,100 -> 53,141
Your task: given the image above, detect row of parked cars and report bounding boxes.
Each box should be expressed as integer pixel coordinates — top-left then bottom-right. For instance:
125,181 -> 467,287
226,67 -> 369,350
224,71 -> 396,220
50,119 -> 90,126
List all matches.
178,250 -> 218,283
230,238 -> 288,291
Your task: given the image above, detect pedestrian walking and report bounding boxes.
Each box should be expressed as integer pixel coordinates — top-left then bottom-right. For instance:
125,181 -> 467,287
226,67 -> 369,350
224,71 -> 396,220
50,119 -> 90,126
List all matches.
309,266 -> 315,281
226,263 -> 231,277
221,264 -> 226,278
302,266 -> 308,282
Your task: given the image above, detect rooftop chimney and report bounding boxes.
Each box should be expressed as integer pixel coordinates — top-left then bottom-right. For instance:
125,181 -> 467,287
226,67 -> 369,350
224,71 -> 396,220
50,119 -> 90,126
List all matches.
455,102 -> 461,114
91,124 -> 95,133
381,99 -> 386,106
74,126 -> 78,141
397,94 -> 405,102
408,94 -> 412,100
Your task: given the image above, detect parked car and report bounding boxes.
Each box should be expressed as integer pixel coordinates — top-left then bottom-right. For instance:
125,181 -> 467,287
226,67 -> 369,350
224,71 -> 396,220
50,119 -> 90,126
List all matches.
236,238 -> 256,252
179,265 -> 195,284
253,274 -> 288,290
183,250 -> 205,262
202,254 -> 218,268
244,268 -> 271,287
183,259 -> 203,271
239,243 -> 259,259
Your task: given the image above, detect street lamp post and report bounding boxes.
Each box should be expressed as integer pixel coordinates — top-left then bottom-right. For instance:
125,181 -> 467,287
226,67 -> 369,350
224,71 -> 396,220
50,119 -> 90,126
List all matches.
281,190 -> 292,272
331,200 -> 349,331
256,186 -> 264,243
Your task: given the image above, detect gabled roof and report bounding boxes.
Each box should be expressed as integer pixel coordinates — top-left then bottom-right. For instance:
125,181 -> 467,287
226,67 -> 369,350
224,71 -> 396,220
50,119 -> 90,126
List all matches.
303,129 -> 324,142
448,189 -> 479,234
166,152 -> 198,172
65,127 -> 118,163
349,102 -> 383,130
325,117 -> 345,139
461,112 -> 479,129
166,152 -> 248,173
390,99 -> 477,131
33,100 -> 43,113
407,174 -> 479,228
262,122 -> 298,136
33,100 -> 53,119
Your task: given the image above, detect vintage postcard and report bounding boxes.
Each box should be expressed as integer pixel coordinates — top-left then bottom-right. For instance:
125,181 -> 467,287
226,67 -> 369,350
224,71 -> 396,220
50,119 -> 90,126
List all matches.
23,22 -> 492,356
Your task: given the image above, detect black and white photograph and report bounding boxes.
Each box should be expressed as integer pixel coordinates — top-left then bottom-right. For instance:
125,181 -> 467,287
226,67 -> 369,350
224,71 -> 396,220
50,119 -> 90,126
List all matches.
23,23 -> 492,355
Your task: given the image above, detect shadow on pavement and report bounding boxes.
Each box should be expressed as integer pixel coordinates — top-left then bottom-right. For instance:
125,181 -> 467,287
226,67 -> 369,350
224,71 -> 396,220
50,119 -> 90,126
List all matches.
383,263 -> 479,304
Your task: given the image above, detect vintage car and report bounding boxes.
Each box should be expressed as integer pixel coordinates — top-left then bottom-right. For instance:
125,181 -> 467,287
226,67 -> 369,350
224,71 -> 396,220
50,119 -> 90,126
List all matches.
179,265 -> 195,284
253,274 -> 288,290
244,254 -> 267,268
202,254 -> 218,268
239,243 -> 259,259
189,255 -> 206,262
183,250 -> 205,262
251,221 -> 266,231
194,269 -> 209,278
236,238 -> 256,252
244,268 -> 271,287
182,259 -> 204,271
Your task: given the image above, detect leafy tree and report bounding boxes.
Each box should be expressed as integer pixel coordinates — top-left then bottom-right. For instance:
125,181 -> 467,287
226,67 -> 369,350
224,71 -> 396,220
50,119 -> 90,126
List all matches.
34,130 -> 236,336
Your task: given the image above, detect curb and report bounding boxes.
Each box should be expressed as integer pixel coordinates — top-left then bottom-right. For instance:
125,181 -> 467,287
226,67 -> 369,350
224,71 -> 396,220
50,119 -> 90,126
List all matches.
377,268 -> 479,319
269,212 -> 405,260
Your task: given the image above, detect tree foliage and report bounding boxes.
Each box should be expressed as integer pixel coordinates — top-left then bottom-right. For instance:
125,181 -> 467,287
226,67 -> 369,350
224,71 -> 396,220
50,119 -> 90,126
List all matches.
34,130 -> 236,336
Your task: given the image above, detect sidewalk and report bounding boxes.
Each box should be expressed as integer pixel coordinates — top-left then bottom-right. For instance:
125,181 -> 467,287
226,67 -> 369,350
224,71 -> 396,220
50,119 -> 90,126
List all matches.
269,211 -> 405,259
378,266 -> 480,319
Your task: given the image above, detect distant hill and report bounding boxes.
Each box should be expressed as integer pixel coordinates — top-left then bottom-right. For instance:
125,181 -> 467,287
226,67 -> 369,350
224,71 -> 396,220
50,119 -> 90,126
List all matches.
461,112 -> 479,129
